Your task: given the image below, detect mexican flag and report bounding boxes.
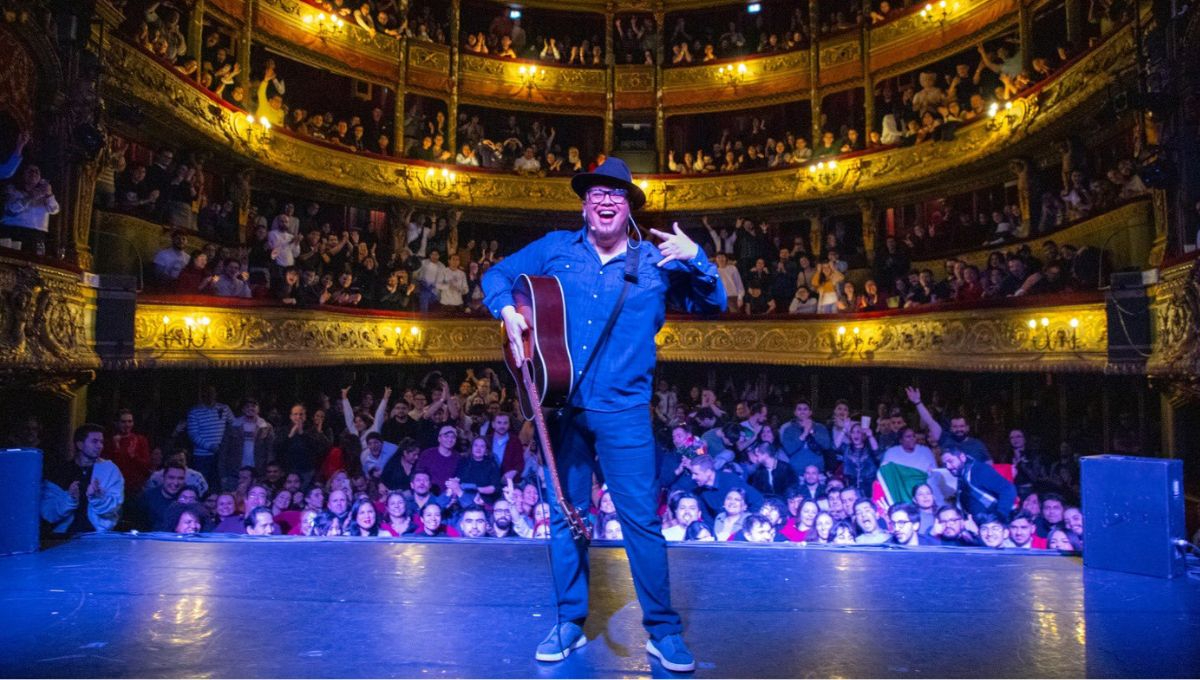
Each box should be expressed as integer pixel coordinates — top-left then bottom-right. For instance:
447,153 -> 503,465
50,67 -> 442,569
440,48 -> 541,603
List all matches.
873,461 -> 929,509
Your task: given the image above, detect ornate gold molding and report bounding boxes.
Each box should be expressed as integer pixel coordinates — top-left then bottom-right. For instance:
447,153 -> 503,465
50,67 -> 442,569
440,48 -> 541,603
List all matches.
100,23 -> 1135,213
1148,257 -> 1200,396
132,300 -> 501,368
657,300 -> 1109,371
130,296 -> 1109,371
0,256 -> 99,373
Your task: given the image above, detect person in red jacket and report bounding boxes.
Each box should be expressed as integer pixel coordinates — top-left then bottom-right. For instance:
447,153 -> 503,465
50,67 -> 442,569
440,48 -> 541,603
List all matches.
105,409 -> 153,496
488,412 -> 526,481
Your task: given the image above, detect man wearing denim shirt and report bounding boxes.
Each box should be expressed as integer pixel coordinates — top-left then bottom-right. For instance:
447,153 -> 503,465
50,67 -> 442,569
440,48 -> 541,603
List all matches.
483,157 -> 724,673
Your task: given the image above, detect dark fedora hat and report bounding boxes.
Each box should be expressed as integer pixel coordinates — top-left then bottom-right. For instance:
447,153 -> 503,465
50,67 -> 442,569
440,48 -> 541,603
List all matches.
570,156 -> 646,210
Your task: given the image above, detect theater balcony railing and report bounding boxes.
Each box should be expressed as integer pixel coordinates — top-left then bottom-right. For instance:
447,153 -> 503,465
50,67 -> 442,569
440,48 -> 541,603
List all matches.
129,292 -> 1112,372
219,0 -> 1017,115
99,22 -> 1136,213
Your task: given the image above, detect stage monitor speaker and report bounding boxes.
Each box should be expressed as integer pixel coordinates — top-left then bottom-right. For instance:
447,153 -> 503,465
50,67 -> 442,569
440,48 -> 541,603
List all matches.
0,448 -> 42,556
1105,277 -> 1150,364
1080,455 -> 1185,578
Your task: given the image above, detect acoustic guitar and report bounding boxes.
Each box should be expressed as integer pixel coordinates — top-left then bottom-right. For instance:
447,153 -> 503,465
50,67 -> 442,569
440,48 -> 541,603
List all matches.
501,274 -> 591,541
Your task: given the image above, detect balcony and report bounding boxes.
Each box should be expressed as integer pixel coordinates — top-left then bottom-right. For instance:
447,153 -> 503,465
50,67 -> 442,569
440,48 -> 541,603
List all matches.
99,21 -> 1138,214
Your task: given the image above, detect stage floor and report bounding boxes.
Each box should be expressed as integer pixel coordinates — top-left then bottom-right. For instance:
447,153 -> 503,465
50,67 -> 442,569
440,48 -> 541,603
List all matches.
2,535 -> 1199,678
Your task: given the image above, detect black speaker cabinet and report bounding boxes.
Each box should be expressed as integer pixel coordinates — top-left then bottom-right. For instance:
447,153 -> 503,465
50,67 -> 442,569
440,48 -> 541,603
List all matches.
92,274 -> 137,362
1105,273 -> 1151,364
1080,455 -> 1185,578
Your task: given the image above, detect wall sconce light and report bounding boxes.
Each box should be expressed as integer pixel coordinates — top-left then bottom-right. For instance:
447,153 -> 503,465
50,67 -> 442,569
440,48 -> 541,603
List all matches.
834,325 -> 880,358
517,64 -> 544,95
242,112 -> 273,144
303,12 -> 346,38
1028,316 -> 1079,351
392,324 -> 423,353
986,100 -> 1017,131
161,314 -> 211,349
807,159 -> 841,187
716,62 -> 748,88
919,0 -> 958,26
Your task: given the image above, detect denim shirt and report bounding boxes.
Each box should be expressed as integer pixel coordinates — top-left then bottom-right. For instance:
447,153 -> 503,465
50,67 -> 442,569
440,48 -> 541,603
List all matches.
482,228 -> 726,412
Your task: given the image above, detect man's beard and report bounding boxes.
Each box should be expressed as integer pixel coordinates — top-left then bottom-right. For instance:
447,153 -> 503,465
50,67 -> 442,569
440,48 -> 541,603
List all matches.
494,517 -> 512,530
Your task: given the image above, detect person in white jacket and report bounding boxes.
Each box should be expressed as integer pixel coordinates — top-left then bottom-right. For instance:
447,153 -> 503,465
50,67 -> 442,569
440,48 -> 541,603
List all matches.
715,253 -> 744,311
436,253 -> 470,309
41,424 -> 124,534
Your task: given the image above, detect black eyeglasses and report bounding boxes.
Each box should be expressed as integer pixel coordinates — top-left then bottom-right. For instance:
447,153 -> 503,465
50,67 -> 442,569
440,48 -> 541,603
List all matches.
586,188 -> 628,204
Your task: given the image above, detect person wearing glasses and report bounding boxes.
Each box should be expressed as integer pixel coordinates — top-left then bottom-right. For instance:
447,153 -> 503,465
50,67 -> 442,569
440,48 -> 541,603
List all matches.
888,503 -> 941,546
482,157 -> 725,672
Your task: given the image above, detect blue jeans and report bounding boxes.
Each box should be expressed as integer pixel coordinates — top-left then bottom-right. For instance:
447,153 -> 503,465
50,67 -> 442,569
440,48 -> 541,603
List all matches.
545,406 -> 682,639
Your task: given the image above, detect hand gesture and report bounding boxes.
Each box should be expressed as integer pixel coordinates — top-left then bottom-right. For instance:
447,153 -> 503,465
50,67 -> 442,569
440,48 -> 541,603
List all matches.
88,479 -> 102,498
15,129 -> 31,152
931,517 -> 945,536
651,222 -> 699,267
502,476 -> 517,504
905,386 -> 922,404
341,386 -> 351,400
68,481 -> 80,501
383,386 -> 393,401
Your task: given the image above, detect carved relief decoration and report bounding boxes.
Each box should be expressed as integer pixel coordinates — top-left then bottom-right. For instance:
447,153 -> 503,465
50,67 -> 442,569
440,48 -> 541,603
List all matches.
657,302 -> 1109,372
132,298 -> 1109,372
0,257 -> 97,372
1148,258 -> 1200,398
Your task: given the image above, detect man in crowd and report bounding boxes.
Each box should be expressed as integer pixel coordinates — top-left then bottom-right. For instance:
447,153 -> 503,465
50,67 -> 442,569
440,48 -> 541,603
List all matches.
931,505 -> 979,546
662,493 -> 703,541
458,506 -> 489,538
852,498 -> 891,544
41,424 -> 125,534
187,385 -> 233,488
135,462 -> 187,531
748,445 -> 797,498
105,408 -> 153,496
488,411 -> 525,480
780,401 -> 831,473
152,231 -> 190,284
416,425 -> 461,494
1003,511 -> 1046,549
244,506 -> 277,536
689,454 -> 764,521
215,484 -> 271,533
941,448 -> 1016,523
907,386 -> 991,461
888,503 -> 940,546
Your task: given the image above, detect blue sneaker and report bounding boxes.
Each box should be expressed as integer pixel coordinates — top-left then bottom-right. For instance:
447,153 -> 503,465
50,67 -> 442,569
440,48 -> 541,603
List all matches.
646,633 -> 696,672
535,622 -> 588,662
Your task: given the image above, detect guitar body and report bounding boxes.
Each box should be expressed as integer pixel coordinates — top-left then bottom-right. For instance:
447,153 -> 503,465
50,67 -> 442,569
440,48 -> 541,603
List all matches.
502,274 -> 575,420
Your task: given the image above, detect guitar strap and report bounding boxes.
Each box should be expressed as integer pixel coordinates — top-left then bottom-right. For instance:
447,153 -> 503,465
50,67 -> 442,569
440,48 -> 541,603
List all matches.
563,241 -> 640,408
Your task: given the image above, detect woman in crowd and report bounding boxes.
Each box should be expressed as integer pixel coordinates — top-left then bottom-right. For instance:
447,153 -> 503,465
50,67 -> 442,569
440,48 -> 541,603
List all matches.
912,483 -> 939,535
380,491 -> 415,536
346,498 -> 381,537
814,511 -> 835,543
714,488 -> 749,541
835,422 -> 880,497
782,499 -> 820,542
418,503 -> 459,537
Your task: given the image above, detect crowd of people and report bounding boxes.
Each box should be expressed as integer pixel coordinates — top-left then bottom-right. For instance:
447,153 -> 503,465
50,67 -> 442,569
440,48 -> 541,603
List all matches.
438,112 -> 601,177
118,0 -> 1132,185
149,196 -> 506,313
38,368 -> 1092,552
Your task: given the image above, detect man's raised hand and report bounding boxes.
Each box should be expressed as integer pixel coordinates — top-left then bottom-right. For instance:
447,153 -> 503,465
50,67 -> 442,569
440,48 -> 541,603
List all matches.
650,221 -> 699,267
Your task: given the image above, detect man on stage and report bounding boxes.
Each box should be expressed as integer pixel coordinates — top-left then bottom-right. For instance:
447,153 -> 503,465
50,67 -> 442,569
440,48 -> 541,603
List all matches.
482,157 -> 725,672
